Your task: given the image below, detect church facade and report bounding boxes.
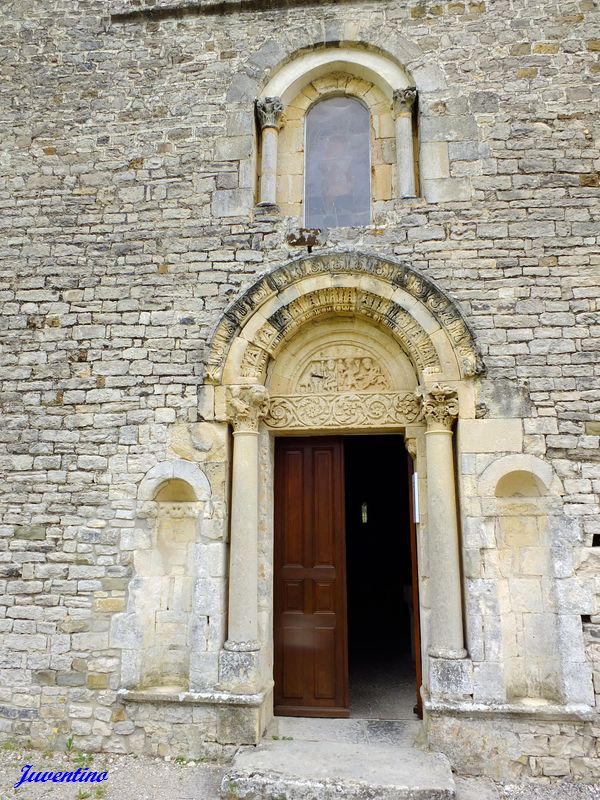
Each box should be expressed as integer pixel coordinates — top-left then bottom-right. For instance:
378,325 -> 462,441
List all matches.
2,0 -> 600,781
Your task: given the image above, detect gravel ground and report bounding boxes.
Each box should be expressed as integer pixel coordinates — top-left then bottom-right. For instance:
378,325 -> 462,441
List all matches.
0,747 -> 225,800
497,781 -> 600,800
456,776 -> 600,800
1,746 -> 599,800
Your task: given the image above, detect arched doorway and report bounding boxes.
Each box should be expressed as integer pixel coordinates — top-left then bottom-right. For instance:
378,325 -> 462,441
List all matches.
205,251 -> 482,729
266,314 -> 421,718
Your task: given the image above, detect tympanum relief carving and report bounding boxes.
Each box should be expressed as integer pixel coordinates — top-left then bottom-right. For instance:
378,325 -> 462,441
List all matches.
297,350 -> 389,393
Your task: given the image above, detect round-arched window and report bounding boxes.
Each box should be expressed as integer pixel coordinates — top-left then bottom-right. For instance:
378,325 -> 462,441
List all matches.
304,97 -> 371,229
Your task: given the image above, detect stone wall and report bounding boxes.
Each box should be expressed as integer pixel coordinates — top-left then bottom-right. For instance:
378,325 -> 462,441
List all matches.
1,0 -> 599,771
426,705 -> 600,781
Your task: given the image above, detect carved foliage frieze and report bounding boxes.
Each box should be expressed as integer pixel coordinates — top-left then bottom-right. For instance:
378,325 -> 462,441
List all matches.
265,392 -> 422,430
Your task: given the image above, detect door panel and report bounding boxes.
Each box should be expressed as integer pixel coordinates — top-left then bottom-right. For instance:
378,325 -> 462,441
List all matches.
314,627 -> 336,699
274,438 -> 349,717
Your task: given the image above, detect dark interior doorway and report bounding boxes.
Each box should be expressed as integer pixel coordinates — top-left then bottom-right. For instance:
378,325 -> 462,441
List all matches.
273,434 -> 421,719
344,435 -> 419,719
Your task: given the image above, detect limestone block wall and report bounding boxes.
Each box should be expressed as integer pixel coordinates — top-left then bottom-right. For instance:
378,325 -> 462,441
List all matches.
0,0 -> 599,772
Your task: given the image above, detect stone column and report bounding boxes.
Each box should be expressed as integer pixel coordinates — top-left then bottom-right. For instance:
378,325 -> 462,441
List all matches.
420,384 -> 466,659
392,87 -> 418,199
224,385 -> 270,652
256,97 -> 284,207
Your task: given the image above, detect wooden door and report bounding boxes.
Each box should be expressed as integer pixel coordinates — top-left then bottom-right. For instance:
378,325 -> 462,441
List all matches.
274,437 -> 349,717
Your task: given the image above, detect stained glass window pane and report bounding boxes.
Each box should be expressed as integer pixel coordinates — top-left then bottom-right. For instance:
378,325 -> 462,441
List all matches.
305,97 -> 371,229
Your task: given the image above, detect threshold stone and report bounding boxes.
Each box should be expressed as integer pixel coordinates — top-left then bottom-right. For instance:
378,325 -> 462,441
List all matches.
220,738 -> 455,799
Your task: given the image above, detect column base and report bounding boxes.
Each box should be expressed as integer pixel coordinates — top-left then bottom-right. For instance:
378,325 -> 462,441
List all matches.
428,646 -> 467,659
429,655 -> 473,700
219,645 -> 261,693
255,202 -> 280,215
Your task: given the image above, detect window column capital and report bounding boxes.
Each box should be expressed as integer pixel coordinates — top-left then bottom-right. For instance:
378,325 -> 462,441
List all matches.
392,87 -> 418,118
256,96 -> 284,130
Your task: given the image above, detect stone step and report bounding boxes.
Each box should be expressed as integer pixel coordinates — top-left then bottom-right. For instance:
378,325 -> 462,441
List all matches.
269,715 -> 422,746
220,738 -> 456,799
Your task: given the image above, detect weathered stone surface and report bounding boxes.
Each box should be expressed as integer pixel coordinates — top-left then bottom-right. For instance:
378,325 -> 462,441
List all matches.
13,525 -> 46,541
222,739 -> 455,799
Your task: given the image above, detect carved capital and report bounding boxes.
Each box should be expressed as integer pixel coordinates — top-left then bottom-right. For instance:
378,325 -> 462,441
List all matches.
256,97 -> 284,130
392,87 -> 417,117
226,385 -> 270,433
405,437 -> 417,461
418,384 -> 459,431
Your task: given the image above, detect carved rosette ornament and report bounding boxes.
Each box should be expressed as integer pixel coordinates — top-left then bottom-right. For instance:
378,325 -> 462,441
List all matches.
226,385 -> 270,433
392,87 -> 418,117
419,384 -> 459,431
256,97 -> 284,130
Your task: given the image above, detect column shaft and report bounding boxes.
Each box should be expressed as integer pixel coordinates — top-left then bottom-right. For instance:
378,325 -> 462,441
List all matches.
227,430 -> 260,645
259,127 -> 279,206
224,384 -> 269,652
425,429 -> 466,658
256,97 -> 283,208
395,114 -> 417,198
392,87 -> 418,199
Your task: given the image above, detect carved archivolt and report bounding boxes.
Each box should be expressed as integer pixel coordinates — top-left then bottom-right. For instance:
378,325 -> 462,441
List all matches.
238,287 -> 440,382
205,252 -> 483,385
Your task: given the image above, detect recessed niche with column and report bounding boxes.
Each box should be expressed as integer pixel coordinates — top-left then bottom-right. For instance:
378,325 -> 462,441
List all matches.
135,478 -> 199,690
111,460 -> 220,693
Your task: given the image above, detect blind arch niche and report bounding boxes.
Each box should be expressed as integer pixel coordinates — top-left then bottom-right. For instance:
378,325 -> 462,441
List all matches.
304,96 -> 371,229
